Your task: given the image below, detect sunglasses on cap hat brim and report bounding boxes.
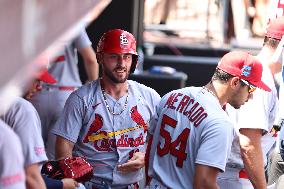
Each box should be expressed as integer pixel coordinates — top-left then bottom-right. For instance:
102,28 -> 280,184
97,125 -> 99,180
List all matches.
240,79 -> 257,94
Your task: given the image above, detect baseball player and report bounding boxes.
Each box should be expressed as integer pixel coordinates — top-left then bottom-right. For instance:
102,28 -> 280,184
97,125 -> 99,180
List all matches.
51,29 -> 161,189
1,97 -> 48,189
217,16 -> 283,189
267,18 -> 284,189
0,119 -> 25,189
146,51 -> 271,189
262,1 -> 284,186
20,67 -> 80,189
29,29 -> 99,160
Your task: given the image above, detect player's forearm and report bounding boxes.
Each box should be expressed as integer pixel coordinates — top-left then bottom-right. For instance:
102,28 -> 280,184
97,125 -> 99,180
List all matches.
269,61 -> 282,75
26,164 -> 47,189
241,149 -> 266,189
55,136 -> 74,159
239,129 -> 266,189
84,60 -> 99,81
194,164 -> 220,189
81,46 -> 99,81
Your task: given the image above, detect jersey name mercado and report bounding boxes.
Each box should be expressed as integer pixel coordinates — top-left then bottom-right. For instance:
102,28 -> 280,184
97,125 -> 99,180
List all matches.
164,92 -> 208,127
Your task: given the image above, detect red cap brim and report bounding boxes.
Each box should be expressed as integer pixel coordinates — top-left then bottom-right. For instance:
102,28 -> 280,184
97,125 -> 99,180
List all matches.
250,80 -> 271,92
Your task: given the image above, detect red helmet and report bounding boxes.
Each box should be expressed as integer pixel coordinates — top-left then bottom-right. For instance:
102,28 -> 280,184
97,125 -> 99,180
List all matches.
97,29 -> 138,73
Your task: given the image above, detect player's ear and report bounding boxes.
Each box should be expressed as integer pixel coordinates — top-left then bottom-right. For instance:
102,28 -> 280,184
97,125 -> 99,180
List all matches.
230,77 -> 240,89
96,53 -> 103,65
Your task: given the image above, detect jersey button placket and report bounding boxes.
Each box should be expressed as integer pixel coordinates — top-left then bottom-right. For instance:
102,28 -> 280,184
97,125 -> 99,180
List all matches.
113,102 -> 120,114
112,102 -> 121,132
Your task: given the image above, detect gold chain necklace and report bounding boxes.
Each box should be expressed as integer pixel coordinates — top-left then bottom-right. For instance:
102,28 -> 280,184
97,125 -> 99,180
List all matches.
101,83 -> 129,116
202,86 -> 217,98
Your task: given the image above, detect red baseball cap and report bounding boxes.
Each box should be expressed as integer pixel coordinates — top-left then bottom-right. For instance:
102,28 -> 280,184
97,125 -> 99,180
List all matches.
217,51 -> 271,92
38,68 -> 57,84
266,16 -> 284,40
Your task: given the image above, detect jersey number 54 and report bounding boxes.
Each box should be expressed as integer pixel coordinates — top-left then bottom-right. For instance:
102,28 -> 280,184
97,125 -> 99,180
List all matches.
157,114 -> 190,168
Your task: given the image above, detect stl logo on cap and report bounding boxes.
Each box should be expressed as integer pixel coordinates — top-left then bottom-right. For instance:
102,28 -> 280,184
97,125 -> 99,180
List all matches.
120,34 -> 128,48
241,65 -> 252,77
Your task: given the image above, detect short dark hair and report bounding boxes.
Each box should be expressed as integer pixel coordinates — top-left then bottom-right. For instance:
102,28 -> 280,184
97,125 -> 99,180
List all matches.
211,67 -> 234,83
263,36 -> 280,49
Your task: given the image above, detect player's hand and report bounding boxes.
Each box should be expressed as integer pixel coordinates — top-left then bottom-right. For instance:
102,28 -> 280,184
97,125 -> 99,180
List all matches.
117,151 -> 145,173
62,178 -> 79,189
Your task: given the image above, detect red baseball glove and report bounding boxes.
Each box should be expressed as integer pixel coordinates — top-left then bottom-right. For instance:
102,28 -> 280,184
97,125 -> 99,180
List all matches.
41,157 -> 93,182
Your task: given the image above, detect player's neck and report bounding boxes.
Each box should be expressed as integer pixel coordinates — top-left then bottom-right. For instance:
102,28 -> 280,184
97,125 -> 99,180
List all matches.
100,78 -> 128,100
205,81 -> 227,107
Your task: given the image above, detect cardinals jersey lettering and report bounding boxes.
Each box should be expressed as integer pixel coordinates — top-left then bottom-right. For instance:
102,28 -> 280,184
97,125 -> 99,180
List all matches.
51,80 -> 160,187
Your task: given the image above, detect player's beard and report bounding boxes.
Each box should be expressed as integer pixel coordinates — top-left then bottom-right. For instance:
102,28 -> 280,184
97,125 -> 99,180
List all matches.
228,95 -> 243,109
104,66 -> 130,83
229,89 -> 248,109
230,102 -> 242,109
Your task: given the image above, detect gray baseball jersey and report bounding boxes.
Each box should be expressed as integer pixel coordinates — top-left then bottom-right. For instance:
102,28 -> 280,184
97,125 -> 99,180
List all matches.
0,120 -> 26,189
218,60 -> 278,189
30,89 -> 73,159
147,87 -> 234,189
47,29 -> 92,87
1,97 -> 47,167
51,80 -> 161,188
29,30 -> 92,159
278,64 -> 284,156
226,65 -> 278,166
